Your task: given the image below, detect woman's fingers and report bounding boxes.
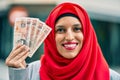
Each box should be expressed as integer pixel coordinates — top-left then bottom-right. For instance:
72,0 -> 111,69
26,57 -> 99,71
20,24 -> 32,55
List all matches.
15,50 -> 29,68
11,47 -> 29,61
16,51 -> 29,68
5,44 -> 30,68
8,50 -> 29,68
8,44 -> 29,60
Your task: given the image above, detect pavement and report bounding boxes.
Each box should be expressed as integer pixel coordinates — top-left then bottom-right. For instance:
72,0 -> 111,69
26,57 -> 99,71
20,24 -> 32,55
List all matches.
0,59 -> 120,80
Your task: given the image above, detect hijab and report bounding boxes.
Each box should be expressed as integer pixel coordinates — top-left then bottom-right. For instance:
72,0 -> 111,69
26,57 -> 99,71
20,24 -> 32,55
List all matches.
40,2 -> 110,80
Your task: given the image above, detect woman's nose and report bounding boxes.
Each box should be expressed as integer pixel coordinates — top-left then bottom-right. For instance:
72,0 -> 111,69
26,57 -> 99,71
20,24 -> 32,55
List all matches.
65,30 -> 74,41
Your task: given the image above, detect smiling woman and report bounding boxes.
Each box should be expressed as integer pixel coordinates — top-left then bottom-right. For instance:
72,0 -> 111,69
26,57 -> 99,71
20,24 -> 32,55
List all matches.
5,2 -> 120,80
40,2 -> 110,80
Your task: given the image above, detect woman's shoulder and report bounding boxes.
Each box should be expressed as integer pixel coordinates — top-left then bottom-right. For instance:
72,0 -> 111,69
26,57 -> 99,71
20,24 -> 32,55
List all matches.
28,60 -> 41,68
110,68 -> 120,80
28,60 -> 41,71
28,60 -> 41,80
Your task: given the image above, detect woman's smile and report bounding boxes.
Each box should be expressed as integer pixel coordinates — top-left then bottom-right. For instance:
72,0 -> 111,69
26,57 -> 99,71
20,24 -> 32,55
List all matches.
62,42 -> 78,50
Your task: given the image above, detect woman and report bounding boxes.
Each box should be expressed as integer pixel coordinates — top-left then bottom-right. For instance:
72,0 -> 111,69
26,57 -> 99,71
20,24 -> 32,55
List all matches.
6,2 -> 120,80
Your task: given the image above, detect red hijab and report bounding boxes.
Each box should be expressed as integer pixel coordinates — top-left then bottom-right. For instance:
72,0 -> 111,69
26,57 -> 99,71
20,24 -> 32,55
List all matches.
40,2 -> 110,80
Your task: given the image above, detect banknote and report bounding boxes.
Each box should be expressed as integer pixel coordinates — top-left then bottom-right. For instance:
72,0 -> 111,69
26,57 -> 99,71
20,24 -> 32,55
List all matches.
29,21 -> 52,57
26,18 -> 32,47
13,17 -> 52,57
13,17 -> 27,48
28,20 -> 43,57
28,18 -> 39,57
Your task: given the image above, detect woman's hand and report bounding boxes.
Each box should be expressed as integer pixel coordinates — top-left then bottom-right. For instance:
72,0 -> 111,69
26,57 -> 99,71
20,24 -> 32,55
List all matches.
5,44 -> 30,69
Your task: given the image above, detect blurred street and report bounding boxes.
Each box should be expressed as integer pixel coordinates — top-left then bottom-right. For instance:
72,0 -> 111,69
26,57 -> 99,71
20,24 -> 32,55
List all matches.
0,60 -> 9,80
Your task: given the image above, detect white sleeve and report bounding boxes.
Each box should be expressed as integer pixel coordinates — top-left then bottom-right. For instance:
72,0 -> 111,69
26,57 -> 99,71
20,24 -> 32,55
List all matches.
9,67 -> 29,80
8,60 -> 40,80
110,68 -> 120,80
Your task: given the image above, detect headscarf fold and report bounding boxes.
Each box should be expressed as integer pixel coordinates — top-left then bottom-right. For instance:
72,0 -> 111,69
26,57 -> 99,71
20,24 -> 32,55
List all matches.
40,2 -> 109,80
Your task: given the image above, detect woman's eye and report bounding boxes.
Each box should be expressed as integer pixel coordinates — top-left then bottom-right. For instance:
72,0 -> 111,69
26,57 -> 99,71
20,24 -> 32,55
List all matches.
56,28 -> 65,33
73,27 -> 82,32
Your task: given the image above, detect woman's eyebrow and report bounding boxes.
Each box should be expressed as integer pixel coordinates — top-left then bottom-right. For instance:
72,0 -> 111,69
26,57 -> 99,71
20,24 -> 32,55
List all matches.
55,25 -> 64,28
73,23 -> 82,27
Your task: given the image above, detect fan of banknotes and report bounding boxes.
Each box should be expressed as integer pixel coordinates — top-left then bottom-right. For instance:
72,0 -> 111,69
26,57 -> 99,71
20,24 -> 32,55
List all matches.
13,17 -> 52,57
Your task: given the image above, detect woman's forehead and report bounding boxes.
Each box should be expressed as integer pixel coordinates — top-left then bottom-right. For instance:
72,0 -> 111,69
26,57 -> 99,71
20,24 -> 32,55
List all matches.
55,13 -> 80,23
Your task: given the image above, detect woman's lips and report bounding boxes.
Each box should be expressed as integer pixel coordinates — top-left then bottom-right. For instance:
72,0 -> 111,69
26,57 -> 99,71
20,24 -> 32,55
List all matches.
62,42 -> 78,50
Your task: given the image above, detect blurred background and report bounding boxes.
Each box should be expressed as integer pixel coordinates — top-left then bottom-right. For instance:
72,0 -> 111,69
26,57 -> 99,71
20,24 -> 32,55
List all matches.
0,0 -> 120,80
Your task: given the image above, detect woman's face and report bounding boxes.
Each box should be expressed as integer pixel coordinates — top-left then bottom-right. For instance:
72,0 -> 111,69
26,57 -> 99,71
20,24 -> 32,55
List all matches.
55,16 -> 84,59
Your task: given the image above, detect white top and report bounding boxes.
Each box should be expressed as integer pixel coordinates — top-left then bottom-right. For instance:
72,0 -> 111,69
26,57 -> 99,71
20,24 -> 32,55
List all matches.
8,60 -> 120,80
